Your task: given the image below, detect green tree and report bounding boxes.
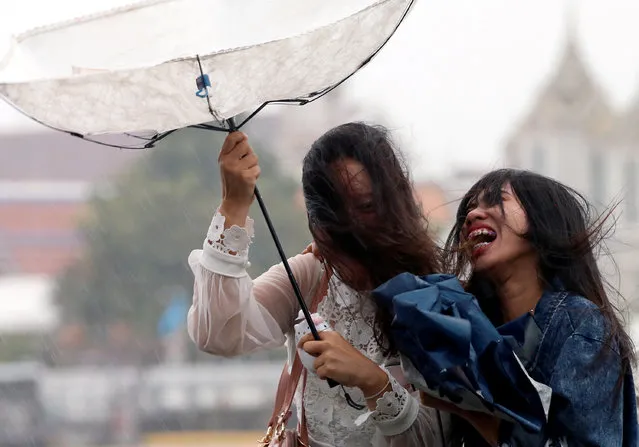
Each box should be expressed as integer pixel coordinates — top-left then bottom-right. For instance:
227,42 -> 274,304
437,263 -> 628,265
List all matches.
55,128 -> 310,346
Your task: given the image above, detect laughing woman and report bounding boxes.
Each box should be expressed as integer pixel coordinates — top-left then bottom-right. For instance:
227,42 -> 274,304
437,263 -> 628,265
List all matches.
441,169 -> 638,446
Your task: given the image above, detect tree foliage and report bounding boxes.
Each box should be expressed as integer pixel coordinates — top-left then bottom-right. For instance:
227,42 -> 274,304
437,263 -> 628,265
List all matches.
55,128 -> 310,342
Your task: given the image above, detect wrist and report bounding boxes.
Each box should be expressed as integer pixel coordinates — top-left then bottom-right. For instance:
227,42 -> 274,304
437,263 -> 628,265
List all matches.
358,366 -> 390,398
219,200 -> 251,228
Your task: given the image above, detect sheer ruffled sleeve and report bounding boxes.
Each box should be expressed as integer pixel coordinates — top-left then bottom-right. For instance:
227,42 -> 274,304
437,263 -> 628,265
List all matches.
369,365 -> 451,446
187,209 -> 322,357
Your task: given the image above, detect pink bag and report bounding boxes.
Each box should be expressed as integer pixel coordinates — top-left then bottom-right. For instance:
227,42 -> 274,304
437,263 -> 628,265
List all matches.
259,271 -> 330,447
259,356 -> 309,447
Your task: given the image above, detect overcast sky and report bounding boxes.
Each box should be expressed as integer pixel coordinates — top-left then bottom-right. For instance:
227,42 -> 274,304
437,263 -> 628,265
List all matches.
2,0 -> 639,179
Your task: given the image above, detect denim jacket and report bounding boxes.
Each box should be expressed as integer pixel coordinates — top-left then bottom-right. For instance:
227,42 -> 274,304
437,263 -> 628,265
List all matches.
497,289 -> 638,447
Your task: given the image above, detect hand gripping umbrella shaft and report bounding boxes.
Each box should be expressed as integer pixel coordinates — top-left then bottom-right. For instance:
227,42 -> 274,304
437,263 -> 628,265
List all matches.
226,118 -> 338,388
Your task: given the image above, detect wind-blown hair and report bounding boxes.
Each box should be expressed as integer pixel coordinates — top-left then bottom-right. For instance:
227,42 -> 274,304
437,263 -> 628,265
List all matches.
444,169 -> 636,445
444,168 -> 635,384
302,122 -> 440,354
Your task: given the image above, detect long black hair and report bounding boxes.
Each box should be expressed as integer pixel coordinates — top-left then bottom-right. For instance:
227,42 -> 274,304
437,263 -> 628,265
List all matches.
445,168 -> 635,374
302,122 -> 440,354
444,168 -> 635,445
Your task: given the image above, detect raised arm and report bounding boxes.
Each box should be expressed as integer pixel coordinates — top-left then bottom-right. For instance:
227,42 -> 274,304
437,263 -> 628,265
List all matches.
187,132 -> 322,356
187,211 -> 321,356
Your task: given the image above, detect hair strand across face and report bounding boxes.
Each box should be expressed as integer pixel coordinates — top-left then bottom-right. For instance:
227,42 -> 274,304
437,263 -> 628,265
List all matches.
302,122 -> 441,355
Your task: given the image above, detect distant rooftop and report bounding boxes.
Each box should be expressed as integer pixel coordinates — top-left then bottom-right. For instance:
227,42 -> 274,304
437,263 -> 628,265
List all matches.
0,131 -> 144,181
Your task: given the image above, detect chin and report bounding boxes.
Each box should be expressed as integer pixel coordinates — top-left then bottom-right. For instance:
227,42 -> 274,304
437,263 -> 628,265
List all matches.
471,256 -> 496,275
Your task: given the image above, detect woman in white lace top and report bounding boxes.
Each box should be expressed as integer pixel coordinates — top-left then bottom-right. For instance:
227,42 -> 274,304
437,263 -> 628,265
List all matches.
187,123 -> 450,446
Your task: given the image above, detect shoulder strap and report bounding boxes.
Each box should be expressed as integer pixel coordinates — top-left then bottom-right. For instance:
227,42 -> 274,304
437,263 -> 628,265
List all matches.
297,370 -> 309,443
265,268 -> 331,442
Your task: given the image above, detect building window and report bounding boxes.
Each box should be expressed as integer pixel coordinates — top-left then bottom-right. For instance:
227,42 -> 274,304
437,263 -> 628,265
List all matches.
590,150 -> 605,207
625,158 -> 637,222
531,146 -> 544,173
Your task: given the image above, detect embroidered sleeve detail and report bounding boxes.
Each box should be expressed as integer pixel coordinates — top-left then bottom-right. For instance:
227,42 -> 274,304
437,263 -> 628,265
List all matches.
371,374 -> 409,421
205,209 -> 254,258
369,368 -> 420,436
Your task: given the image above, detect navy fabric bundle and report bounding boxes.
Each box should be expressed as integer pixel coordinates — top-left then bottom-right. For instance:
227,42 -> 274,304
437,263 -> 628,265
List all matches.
373,273 -> 547,432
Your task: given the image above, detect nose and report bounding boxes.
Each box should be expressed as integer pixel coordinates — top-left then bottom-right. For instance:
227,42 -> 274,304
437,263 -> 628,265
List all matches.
464,206 -> 488,227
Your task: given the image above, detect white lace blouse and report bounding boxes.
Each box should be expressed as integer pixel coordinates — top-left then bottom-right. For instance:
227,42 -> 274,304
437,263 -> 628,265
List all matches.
187,210 -> 446,447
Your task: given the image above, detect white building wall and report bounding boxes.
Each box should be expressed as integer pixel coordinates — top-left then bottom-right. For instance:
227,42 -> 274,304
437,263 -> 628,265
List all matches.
505,133 -> 639,308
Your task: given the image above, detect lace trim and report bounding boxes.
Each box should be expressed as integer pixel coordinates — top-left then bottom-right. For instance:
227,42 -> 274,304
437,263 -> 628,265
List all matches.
300,279 -> 383,445
298,278 -> 421,445
371,370 -> 408,422
205,210 -> 254,257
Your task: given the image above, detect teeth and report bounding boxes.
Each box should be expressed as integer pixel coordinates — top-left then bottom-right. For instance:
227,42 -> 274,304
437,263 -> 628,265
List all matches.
468,228 -> 496,253
468,228 -> 496,240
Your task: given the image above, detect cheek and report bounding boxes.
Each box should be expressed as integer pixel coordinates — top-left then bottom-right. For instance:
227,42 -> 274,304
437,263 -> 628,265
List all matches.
498,216 -> 534,258
505,205 -> 528,235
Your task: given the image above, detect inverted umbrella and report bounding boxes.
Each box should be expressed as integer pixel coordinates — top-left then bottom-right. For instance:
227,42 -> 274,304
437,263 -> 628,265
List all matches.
0,0 -> 415,352
373,273 -> 550,432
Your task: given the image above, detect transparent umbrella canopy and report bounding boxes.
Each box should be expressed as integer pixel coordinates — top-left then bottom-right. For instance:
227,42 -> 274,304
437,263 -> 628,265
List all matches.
0,0 -> 416,361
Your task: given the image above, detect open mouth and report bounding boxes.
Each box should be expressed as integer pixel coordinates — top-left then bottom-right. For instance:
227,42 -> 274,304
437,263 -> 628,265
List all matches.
467,227 -> 497,256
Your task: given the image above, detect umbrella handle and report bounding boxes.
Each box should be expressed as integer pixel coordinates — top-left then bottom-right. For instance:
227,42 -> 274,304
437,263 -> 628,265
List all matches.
226,118 -> 338,389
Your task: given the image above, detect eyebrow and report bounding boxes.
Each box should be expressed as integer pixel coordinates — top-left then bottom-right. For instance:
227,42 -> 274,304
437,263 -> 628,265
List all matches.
466,188 -> 509,209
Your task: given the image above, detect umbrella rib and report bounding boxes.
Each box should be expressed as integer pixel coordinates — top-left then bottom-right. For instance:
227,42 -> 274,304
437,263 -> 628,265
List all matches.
234,0 -> 417,130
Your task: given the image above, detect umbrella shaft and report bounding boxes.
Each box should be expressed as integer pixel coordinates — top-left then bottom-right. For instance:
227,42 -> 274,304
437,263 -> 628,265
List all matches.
225,119 -> 320,339
254,188 -> 339,389
226,118 -> 337,388
254,187 -> 320,340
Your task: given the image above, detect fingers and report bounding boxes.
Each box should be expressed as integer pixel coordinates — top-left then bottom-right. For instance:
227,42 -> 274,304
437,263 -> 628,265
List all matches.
236,140 -> 253,160
221,140 -> 251,161
298,332 -> 313,346
315,361 -> 329,379
309,347 -> 330,379
300,340 -> 331,357
299,329 -> 342,356
302,242 -> 323,261
220,131 -> 247,157
221,141 -> 258,168
241,166 -> 260,185
313,356 -> 339,382
219,133 -> 259,181
219,132 -> 259,172
242,152 -> 259,169
298,329 -> 334,348
311,243 -> 322,260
